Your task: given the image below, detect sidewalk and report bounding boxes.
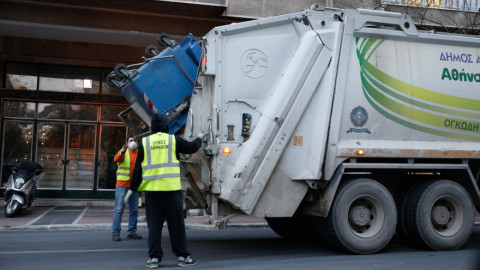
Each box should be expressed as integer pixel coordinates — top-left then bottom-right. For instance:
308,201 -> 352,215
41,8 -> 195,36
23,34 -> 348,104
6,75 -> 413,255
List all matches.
0,204 -> 268,231
1,203 -> 479,231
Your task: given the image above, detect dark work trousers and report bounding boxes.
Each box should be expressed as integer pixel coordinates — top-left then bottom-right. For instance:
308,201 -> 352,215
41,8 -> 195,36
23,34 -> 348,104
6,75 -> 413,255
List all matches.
145,190 -> 190,260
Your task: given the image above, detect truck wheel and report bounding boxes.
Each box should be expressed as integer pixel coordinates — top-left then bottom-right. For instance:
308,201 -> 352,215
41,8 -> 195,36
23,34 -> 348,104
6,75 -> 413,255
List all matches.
394,187 -> 415,243
325,178 -> 396,254
403,180 -> 474,250
5,200 -> 21,217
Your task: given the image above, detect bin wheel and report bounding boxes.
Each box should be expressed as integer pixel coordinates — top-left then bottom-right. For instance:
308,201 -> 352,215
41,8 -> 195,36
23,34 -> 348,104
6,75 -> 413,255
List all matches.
114,64 -> 129,80
157,33 -> 175,47
106,72 -> 121,87
145,45 -> 159,58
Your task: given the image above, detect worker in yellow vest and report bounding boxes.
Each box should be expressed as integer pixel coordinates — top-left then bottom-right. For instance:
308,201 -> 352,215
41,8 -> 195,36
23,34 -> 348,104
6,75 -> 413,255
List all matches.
111,134 -> 142,241
127,114 -> 202,268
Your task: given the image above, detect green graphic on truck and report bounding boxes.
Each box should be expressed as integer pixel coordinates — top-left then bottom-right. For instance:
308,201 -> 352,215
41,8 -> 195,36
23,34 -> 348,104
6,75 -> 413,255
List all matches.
356,37 -> 480,141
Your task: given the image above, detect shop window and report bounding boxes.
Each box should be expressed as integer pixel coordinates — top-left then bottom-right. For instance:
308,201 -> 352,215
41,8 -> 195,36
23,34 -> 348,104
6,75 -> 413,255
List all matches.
101,106 -> 125,122
38,103 -> 98,121
2,120 -> 33,162
1,121 -> 34,187
4,101 -> 36,118
5,63 -> 38,90
39,65 -> 101,93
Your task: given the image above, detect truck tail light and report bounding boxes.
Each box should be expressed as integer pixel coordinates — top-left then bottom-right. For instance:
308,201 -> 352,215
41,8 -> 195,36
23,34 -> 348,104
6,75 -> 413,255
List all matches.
222,147 -> 231,154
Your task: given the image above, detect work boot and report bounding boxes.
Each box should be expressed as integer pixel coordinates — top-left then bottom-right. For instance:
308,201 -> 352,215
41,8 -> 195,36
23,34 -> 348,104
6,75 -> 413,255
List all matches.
177,256 -> 197,267
112,235 -> 121,241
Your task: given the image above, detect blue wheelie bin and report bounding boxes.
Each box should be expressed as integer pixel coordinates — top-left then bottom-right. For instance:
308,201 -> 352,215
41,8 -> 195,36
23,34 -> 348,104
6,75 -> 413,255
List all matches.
119,33 -> 201,134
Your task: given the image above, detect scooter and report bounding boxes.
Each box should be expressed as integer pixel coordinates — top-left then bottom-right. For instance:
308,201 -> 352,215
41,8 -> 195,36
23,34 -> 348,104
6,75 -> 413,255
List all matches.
3,160 -> 42,217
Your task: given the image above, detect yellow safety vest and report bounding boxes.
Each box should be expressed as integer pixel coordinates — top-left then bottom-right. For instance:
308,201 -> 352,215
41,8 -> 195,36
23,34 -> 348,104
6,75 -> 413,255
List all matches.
138,133 -> 181,191
116,150 -> 131,181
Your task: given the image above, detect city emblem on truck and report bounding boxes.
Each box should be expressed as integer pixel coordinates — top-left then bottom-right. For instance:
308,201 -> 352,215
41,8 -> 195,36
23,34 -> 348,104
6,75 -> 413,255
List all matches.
241,49 -> 268,79
347,106 -> 371,134
351,106 -> 368,127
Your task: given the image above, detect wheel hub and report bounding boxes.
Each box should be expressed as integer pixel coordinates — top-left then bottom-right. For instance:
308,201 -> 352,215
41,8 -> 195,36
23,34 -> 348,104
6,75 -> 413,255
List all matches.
432,205 -> 450,226
349,205 -> 371,226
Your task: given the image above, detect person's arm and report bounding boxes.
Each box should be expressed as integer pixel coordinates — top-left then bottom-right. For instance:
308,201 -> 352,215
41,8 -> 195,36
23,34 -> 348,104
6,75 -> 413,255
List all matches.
175,136 -> 202,159
129,141 -> 144,191
113,145 -> 127,163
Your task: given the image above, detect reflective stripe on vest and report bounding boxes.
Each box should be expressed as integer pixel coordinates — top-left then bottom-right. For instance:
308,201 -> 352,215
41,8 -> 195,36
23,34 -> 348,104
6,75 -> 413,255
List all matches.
138,133 -> 181,191
116,150 -> 131,181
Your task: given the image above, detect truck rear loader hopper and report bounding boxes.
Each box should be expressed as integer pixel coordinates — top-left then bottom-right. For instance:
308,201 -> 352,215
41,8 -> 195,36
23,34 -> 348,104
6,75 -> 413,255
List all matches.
111,4 -> 480,255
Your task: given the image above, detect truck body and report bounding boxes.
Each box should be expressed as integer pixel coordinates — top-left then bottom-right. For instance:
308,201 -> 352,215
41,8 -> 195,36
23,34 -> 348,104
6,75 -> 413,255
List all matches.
117,5 -> 480,254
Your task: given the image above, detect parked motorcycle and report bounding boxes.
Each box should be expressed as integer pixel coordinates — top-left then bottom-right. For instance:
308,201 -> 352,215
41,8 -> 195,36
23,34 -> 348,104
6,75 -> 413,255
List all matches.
3,160 -> 42,217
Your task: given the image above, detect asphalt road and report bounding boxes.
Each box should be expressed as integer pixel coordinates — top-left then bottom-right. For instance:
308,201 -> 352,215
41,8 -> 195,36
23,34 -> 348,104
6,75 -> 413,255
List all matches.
1,227 -> 479,270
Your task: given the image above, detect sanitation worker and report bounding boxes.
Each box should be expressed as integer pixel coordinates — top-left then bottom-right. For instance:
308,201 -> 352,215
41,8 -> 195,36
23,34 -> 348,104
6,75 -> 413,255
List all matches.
111,134 -> 142,241
125,113 -> 202,268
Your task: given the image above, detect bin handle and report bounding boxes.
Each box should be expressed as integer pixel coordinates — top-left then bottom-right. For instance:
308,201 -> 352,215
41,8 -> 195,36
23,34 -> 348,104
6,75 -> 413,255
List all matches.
189,109 -> 194,135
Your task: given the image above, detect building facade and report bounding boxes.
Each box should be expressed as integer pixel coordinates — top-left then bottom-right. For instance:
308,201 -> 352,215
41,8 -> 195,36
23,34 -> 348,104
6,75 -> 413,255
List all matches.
0,0 -> 477,200
0,0 -> 322,200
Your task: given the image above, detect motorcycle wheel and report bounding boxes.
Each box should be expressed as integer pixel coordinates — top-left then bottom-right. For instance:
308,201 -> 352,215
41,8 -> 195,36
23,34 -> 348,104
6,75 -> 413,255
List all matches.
5,200 -> 21,217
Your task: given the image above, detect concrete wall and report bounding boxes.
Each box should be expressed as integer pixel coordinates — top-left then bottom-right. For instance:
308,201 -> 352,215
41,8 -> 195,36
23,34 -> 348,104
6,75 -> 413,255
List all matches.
225,0 -> 325,18
222,0 -> 479,31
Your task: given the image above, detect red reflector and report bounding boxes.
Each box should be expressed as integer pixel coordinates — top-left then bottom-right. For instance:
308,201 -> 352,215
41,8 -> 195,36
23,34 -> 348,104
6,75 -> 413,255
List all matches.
202,57 -> 207,64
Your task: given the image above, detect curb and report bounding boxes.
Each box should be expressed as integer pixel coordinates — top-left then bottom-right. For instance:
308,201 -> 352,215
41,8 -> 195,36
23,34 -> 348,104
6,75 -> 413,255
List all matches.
0,222 -> 269,231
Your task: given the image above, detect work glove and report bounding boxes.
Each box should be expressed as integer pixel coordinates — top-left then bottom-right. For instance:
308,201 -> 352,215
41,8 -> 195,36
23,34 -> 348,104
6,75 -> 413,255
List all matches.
124,190 -> 133,204
197,132 -> 205,138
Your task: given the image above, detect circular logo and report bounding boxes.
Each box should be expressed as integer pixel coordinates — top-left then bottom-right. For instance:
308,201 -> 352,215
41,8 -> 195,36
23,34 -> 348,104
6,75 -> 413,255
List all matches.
240,49 -> 268,79
350,106 -> 368,127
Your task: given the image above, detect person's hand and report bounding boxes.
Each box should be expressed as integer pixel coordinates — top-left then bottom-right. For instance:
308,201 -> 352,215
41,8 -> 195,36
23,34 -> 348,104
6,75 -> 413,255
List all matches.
197,132 -> 205,138
120,144 -> 127,154
124,190 -> 133,204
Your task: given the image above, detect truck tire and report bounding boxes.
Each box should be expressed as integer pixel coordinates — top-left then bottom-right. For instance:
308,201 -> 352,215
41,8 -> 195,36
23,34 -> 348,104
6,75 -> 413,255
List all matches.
403,180 -> 474,250
325,178 -> 397,254
394,187 -> 415,243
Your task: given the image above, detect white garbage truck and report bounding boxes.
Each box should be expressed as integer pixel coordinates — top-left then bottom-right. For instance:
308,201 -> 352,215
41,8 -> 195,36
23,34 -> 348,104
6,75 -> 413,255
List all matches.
115,4 -> 480,254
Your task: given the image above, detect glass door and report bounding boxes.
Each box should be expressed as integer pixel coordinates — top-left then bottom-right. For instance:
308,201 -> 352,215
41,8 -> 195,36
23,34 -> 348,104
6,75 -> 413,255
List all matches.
36,122 -> 96,190
65,124 -> 96,190
36,122 -> 66,189
97,125 -> 126,190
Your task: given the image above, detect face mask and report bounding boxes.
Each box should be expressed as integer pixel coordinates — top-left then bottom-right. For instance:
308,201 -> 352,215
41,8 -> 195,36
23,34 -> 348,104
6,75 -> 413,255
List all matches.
128,141 -> 137,150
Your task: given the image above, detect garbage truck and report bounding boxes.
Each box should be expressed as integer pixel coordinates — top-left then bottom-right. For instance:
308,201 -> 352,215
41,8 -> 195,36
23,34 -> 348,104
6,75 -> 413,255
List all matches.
109,4 -> 480,255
